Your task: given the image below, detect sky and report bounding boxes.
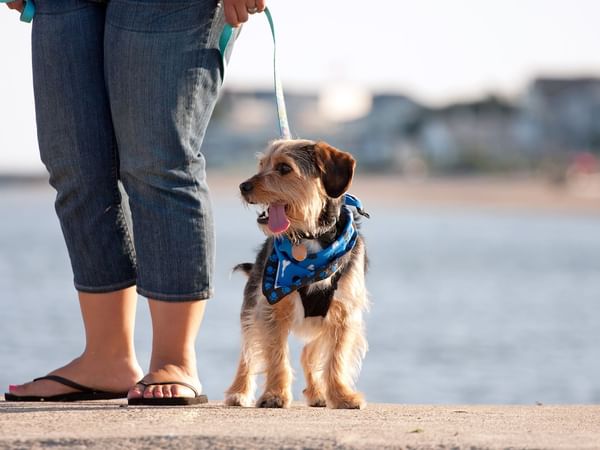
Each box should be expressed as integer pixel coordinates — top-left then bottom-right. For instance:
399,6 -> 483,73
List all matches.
2,0 -> 600,172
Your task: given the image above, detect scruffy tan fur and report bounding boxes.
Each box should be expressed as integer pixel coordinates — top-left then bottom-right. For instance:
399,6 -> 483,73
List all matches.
225,140 -> 369,409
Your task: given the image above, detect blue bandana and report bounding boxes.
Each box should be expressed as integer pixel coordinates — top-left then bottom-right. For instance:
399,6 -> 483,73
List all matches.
262,194 -> 365,305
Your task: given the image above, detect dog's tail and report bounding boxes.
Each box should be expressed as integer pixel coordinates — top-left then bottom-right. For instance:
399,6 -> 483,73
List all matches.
232,263 -> 253,277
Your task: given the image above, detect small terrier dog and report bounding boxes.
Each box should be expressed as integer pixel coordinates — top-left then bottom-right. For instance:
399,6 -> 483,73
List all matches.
225,139 -> 369,409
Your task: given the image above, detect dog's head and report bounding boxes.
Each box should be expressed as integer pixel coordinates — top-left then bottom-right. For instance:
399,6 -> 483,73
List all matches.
239,139 -> 356,238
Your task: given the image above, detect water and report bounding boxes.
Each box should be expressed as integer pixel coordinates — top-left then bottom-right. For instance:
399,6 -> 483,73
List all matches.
1,183 -> 600,404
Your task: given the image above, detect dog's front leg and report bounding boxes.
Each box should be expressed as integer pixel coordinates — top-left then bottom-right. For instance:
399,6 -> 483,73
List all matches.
224,351 -> 256,407
301,340 -> 327,407
225,311 -> 260,407
322,301 -> 367,409
256,300 -> 294,408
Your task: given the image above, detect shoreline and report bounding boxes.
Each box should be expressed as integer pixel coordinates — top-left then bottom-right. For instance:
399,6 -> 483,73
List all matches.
352,175 -> 600,214
1,400 -> 599,450
2,172 -> 599,215
207,172 -> 600,215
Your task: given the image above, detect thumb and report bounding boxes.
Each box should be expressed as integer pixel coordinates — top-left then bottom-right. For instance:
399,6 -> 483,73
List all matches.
7,1 -> 25,13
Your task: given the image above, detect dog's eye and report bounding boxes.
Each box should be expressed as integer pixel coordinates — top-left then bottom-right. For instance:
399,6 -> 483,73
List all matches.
276,163 -> 292,175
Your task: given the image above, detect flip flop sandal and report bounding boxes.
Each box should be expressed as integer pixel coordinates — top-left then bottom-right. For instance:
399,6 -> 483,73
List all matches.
4,375 -> 128,402
127,380 -> 208,406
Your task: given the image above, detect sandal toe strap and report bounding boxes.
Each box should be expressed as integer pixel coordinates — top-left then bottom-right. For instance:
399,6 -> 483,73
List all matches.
32,375 -> 94,393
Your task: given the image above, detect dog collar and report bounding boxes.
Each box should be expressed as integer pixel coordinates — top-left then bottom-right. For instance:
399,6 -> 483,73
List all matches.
262,194 -> 365,305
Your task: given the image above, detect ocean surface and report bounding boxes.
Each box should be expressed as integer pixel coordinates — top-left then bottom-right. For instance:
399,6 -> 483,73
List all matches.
1,182 -> 600,404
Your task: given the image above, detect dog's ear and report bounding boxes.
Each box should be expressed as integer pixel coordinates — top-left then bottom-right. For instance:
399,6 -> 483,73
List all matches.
314,142 -> 356,198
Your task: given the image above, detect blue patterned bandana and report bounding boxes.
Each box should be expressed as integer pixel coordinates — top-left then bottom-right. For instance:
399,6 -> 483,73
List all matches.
262,194 -> 365,305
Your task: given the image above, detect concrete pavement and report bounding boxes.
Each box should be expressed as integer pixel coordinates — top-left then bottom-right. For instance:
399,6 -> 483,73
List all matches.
1,400 -> 599,449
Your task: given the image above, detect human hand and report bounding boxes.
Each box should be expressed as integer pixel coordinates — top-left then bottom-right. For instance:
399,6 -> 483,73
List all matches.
223,0 -> 266,27
4,0 -> 24,13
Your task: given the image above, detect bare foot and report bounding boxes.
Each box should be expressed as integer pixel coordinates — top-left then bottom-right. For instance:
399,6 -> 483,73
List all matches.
8,355 -> 143,398
127,364 -> 202,400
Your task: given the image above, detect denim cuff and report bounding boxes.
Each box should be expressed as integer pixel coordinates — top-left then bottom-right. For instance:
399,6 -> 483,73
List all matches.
75,278 -> 137,294
137,287 -> 213,302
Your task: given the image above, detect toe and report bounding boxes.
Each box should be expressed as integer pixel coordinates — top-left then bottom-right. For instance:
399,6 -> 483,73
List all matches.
7,383 -> 24,395
142,385 -> 154,398
161,385 -> 172,398
171,383 -> 196,398
144,385 -> 163,398
153,386 -> 164,398
9,380 -> 53,397
127,385 -> 144,399
171,384 -> 183,397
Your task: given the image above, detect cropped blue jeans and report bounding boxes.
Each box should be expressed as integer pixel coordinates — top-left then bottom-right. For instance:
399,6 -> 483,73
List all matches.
32,0 -> 227,301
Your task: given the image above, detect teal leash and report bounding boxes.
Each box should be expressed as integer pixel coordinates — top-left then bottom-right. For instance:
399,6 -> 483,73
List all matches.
1,0 -> 35,23
4,1 -> 290,138
263,8 -> 291,140
219,7 -> 292,140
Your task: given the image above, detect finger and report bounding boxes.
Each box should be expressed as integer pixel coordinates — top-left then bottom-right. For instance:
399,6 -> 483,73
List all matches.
234,2 -> 249,24
245,0 -> 257,13
7,1 -> 25,12
255,0 -> 266,13
224,2 -> 241,27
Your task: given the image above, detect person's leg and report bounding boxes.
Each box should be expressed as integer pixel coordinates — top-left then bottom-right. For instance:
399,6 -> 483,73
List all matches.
104,0 -> 227,398
9,289 -> 143,397
128,300 -> 206,399
9,0 -> 141,396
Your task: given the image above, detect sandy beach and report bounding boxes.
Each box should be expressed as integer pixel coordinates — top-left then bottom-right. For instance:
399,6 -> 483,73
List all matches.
1,400 -> 599,450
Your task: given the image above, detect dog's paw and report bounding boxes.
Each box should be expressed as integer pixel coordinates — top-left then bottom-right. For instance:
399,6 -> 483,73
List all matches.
224,392 -> 254,407
256,392 -> 291,408
307,398 -> 327,407
327,392 -> 366,409
303,388 -> 327,407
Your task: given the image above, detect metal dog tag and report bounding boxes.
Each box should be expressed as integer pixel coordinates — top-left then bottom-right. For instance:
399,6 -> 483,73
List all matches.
292,244 -> 307,261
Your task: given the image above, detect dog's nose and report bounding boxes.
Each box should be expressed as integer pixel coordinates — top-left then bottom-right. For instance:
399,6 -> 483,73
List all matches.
239,181 -> 254,194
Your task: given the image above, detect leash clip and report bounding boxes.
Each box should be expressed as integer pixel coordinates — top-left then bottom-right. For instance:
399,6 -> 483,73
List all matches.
356,208 -> 370,219
343,193 -> 370,219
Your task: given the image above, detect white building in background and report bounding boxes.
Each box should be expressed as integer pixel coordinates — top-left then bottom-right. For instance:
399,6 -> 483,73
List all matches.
203,77 -> 600,174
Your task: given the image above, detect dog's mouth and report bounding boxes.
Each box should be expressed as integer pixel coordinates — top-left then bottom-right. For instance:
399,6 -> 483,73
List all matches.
257,203 -> 290,234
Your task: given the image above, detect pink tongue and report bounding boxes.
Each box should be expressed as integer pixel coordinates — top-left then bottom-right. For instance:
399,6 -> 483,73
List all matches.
268,204 -> 290,233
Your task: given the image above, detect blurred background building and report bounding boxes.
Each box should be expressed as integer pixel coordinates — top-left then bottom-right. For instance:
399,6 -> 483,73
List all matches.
198,74 -> 600,201
205,78 -> 600,182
